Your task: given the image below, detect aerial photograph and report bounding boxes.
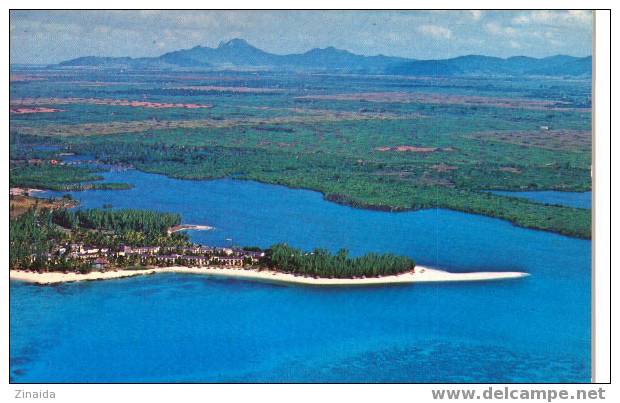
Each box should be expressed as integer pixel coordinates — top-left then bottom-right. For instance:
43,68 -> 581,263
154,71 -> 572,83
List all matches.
9,10 -> 593,383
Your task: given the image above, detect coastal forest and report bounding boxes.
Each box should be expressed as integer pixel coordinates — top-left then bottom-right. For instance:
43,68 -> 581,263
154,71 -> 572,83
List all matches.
9,205 -> 416,278
9,207 -> 190,270
265,243 -> 415,278
10,63 -> 592,239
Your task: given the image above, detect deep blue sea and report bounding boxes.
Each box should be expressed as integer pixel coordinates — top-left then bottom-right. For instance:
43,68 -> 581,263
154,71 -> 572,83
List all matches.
10,169 -> 592,382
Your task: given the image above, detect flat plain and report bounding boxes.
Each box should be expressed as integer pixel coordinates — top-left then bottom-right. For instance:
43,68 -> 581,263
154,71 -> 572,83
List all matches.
10,68 -> 592,238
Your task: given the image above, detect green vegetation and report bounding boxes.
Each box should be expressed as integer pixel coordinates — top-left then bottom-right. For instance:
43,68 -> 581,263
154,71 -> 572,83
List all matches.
10,163 -> 101,189
52,208 -> 181,234
51,208 -> 188,247
10,207 -> 190,270
9,162 -> 132,191
9,70 -> 592,238
65,182 -> 133,191
265,243 -> 415,278
10,207 -> 418,278
9,209 -> 63,269
59,137 -> 590,238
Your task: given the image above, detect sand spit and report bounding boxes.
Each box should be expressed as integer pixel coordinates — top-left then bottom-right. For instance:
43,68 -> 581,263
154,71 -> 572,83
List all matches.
167,224 -> 214,234
10,266 -> 528,286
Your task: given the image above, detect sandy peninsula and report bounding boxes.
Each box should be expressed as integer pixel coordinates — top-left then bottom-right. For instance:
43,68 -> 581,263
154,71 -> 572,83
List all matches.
167,224 -> 214,234
9,266 -> 528,286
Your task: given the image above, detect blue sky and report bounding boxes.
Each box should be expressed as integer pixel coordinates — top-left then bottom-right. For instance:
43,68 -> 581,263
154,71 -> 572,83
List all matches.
10,10 -> 593,64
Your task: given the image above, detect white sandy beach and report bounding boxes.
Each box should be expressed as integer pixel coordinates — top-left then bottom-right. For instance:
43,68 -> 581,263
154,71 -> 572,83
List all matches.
9,266 -> 528,286
167,224 -> 214,234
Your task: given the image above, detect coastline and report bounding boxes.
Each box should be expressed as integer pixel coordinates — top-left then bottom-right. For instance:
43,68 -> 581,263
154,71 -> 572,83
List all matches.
9,187 -> 45,197
9,266 -> 528,286
167,224 -> 214,234
137,174 -> 590,239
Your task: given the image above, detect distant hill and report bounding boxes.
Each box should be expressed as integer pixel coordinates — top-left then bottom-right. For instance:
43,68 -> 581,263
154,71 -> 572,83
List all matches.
525,56 -> 592,76
58,56 -> 174,69
59,39 -> 408,73
56,38 -> 592,77
156,39 -> 409,72
386,55 -> 592,77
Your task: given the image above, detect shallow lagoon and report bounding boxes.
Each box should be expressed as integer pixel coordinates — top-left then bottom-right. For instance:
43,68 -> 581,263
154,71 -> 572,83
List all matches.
11,169 -> 591,382
489,190 -> 591,209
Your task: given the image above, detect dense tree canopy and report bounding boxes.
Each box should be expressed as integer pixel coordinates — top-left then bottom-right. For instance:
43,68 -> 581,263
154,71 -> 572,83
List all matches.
264,243 -> 415,278
52,208 -> 181,234
9,209 -> 62,269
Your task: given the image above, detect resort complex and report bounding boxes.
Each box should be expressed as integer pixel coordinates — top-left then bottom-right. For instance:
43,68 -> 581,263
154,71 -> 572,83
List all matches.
38,242 -> 262,271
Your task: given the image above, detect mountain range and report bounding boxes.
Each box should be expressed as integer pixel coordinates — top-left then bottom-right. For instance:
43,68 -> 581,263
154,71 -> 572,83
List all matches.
57,38 -> 592,77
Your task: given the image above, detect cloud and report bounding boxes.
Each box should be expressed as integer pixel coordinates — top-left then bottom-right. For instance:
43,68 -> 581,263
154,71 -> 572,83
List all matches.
485,22 -> 517,37
9,10 -> 593,64
567,10 -> 592,23
93,25 -> 110,34
417,24 -> 452,40
469,10 -> 483,21
512,10 -> 592,26
512,14 -> 531,25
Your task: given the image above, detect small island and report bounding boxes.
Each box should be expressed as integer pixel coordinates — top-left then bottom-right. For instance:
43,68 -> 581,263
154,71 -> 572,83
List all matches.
9,206 -> 528,286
